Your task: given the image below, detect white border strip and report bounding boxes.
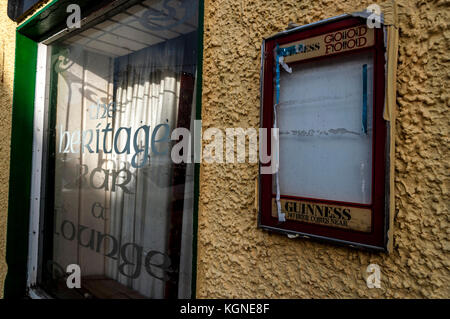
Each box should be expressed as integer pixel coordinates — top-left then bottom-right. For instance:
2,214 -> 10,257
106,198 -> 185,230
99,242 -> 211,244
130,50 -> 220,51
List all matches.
27,42 -> 48,288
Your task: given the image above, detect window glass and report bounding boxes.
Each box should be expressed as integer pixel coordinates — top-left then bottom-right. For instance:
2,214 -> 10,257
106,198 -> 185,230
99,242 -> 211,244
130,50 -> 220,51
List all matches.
42,0 -> 199,299
8,0 -> 43,21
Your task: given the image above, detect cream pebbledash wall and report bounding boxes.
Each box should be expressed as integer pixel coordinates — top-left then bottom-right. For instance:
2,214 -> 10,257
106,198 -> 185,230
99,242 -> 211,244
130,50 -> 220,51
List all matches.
196,0 -> 449,298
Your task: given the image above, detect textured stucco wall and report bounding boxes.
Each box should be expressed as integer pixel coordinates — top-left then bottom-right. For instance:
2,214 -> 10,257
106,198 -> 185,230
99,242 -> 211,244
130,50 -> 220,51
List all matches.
0,0 -> 17,300
197,0 -> 449,298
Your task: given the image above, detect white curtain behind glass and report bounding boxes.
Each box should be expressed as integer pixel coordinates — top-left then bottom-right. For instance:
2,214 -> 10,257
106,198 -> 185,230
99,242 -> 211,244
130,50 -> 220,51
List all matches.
53,47 -> 114,282
107,37 -> 184,298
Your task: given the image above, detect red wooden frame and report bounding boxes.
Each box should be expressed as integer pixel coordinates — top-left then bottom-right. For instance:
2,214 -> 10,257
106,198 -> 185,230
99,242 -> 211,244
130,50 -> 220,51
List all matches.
259,17 -> 387,250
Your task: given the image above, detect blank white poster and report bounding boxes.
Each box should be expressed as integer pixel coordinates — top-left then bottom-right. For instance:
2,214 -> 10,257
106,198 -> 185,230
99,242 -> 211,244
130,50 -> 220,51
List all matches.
275,51 -> 374,204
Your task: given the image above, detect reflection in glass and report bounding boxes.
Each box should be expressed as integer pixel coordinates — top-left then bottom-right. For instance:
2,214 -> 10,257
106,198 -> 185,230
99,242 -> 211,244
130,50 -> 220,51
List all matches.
43,0 -> 198,299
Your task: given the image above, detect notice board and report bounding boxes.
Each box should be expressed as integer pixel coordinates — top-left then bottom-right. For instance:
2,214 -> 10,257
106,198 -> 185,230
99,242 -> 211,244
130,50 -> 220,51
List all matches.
259,15 -> 390,251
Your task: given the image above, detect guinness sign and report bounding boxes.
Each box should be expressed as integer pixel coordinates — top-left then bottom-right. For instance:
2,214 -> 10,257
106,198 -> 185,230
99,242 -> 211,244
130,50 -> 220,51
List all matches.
271,198 -> 372,232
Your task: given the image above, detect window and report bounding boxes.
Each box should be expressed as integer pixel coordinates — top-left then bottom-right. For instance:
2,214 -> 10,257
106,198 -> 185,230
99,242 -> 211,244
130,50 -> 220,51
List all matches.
33,0 -> 200,299
259,16 -> 389,250
8,0 -> 44,21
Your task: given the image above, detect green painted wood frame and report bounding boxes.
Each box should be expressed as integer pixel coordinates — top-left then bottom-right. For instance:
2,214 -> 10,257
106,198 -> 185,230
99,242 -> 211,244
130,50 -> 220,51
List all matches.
4,31 -> 37,299
5,0 -> 204,299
